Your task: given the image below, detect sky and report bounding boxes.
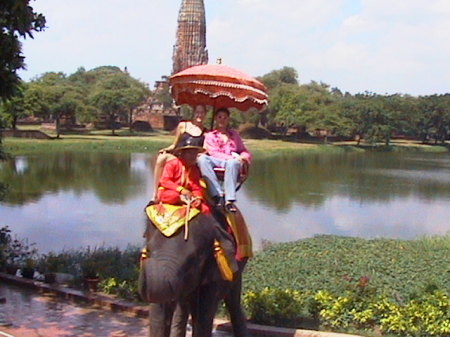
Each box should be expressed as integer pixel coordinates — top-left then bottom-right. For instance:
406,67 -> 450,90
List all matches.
18,0 -> 450,96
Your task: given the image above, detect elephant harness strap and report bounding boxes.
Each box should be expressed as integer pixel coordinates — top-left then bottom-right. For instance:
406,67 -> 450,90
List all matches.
224,205 -> 253,260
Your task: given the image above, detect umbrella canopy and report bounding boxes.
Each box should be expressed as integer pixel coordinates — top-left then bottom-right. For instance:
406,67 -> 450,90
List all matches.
170,64 -> 269,112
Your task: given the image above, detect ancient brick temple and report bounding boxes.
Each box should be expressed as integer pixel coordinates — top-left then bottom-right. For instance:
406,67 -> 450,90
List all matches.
132,0 -> 209,131
172,0 -> 208,74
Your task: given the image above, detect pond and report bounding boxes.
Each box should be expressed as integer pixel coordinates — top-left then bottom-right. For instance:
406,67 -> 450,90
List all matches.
1,151 -> 449,253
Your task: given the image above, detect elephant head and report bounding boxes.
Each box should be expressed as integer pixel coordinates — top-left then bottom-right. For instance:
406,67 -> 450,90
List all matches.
139,212 -> 235,303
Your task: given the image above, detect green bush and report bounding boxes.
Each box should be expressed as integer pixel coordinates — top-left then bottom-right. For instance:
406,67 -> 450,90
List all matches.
243,287 -> 313,327
242,235 -> 450,336
99,277 -> 139,301
33,245 -> 141,291
314,289 -> 450,336
242,287 -> 450,336
375,291 -> 450,336
0,225 -> 38,271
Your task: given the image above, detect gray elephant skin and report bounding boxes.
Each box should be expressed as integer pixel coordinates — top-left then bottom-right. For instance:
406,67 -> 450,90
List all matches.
139,210 -> 249,337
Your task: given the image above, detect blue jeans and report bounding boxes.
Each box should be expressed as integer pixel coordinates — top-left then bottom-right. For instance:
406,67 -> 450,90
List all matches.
197,155 -> 241,202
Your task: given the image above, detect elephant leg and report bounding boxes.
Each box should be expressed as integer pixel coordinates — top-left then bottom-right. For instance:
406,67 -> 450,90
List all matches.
149,302 -> 176,337
170,302 -> 190,337
224,260 -> 249,337
190,286 -> 221,337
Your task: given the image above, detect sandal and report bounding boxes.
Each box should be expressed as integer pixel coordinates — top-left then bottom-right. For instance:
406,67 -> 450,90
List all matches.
213,195 -> 225,208
225,202 -> 237,213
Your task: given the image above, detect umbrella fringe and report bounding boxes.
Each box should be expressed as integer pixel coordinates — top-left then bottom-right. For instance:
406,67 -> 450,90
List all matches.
172,79 -> 268,98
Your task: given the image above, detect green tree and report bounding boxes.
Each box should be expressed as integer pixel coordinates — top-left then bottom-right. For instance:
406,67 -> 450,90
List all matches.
1,0 -> 45,199
259,67 -> 300,128
298,81 -> 338,140
269,83 -> 305,129
90,71 -> 149,135
0,0 -> 46,99
259,66 -> 299,91
0,83 -> 28,129
343,93 -> 393,145
418,95 -> 450,144
24,72 -> 87,138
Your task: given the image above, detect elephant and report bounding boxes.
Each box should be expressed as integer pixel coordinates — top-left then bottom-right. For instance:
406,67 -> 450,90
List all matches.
138,208 -> 249,337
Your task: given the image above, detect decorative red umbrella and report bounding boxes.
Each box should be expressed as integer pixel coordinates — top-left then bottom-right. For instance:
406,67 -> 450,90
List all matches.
169,63 -> 269,112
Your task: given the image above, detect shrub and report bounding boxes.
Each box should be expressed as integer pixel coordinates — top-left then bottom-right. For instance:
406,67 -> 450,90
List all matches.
243,287 -> 450,336
34,245 -> 141,292
243,235 -> 450,336
243,287 -> 313,328
0,226 -> 37,271
375,291 -> 450,336
99,277 -> 139,301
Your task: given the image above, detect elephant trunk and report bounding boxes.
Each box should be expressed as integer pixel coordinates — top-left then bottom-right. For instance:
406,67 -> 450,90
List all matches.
139,256 -> 181,303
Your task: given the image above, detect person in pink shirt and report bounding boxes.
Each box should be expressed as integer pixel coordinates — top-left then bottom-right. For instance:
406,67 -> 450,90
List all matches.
198,108 -> 252,212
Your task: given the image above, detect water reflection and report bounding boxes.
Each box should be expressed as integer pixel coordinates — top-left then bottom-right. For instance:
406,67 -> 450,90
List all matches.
246,153 -> 450,210
0,151 -> 449,253
0,152 -> 147,205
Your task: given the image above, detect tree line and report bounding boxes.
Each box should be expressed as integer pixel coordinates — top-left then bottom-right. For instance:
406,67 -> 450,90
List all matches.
2,65 -> 449,145
1,65 -> 449,146
0,66 -> 150,137
256,67 -> 449,145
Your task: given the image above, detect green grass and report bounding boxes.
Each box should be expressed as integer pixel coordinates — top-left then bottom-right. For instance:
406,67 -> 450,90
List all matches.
3,133 -> 169,155
3,131 -> 448,156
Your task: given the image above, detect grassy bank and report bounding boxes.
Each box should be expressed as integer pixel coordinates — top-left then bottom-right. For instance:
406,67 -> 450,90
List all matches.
242,235 -> 450,336
3,130 -> 449,156
244,234 -> 450,296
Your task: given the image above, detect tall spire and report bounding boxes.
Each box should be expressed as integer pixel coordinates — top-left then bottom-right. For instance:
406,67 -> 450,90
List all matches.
172,0 -> 208,75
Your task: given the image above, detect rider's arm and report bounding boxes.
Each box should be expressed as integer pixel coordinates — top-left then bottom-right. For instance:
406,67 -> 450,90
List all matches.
204,131 -> 232,161
189,167 -> 204,200
231,130 -> 252,164
158,159 -> 184,192
160,122 -> 186,152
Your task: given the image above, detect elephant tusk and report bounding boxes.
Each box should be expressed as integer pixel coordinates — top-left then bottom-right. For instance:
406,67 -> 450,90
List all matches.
140,247 -> 149,268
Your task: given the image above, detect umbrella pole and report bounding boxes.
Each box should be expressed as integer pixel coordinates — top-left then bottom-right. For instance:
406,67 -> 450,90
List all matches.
210,107 -> 216,130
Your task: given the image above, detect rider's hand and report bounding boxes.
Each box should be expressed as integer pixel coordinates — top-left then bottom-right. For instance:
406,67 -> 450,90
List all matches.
159,145 -> 174,154
191,198 -> 202,209
159,147 -> 169,154
180,189 -> 193,202
240,160 -> 249,181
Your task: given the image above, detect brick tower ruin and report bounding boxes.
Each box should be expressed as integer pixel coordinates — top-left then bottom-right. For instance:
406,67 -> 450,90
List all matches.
172,0 -> 208,74
133,1 -> 209,131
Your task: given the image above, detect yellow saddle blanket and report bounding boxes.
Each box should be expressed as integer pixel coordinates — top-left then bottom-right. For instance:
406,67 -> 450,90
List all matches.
145,203 -> 200,237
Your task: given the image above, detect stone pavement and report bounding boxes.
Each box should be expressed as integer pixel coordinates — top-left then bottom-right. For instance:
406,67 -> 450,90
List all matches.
0,282 -> 148,337
0,272 -> 363,337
